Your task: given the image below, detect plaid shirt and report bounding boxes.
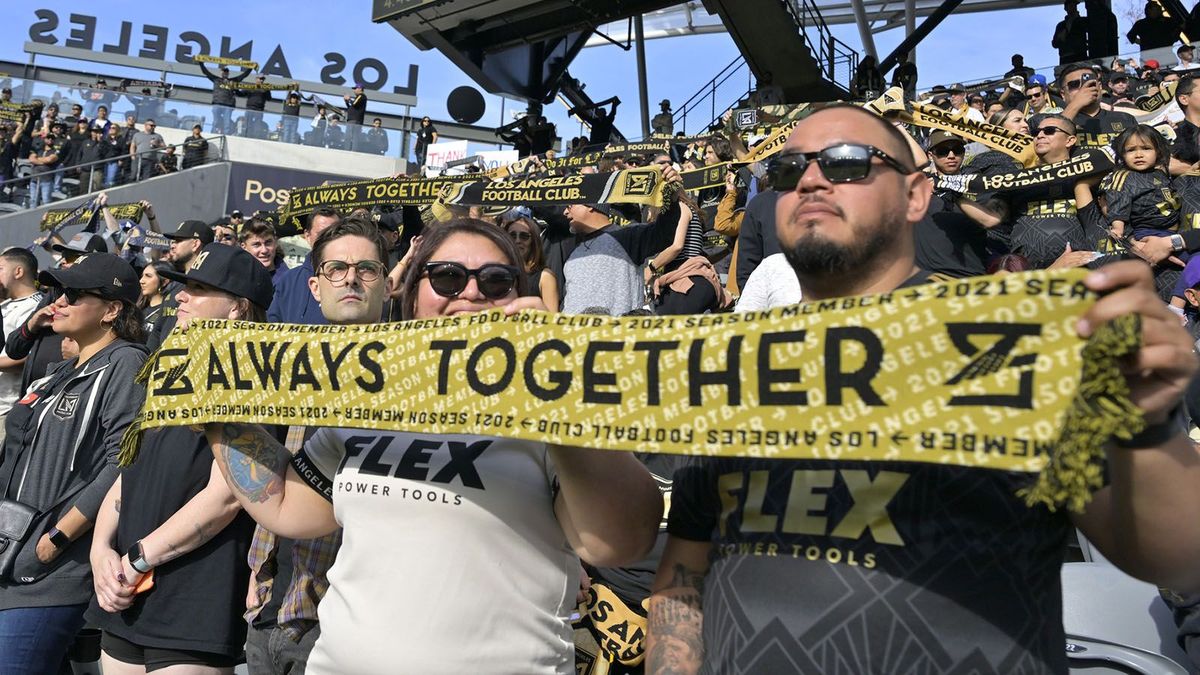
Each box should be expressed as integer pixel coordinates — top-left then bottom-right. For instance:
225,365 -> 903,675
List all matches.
245,426 -> 342,639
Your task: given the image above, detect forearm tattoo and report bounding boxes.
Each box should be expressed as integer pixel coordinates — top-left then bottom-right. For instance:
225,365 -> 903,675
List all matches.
647,564 -> 706,675
216,423 -> 287,504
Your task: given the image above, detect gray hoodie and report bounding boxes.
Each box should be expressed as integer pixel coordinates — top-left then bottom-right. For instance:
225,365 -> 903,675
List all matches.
0,340 -> 147,609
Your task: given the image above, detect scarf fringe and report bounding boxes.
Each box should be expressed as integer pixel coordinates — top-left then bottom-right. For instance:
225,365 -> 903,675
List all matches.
1019,313 -> 1143,512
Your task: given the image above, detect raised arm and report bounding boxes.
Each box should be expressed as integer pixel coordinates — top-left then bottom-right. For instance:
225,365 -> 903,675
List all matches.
205,422 -> 339,539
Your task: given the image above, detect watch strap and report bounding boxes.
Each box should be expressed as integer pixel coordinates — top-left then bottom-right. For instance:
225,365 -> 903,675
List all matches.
127,541 -> 152,574
47,527 -> 70,549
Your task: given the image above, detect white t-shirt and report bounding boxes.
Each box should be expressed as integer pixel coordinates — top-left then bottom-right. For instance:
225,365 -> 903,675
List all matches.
295,429 -> 577,674
0,292 -> 42,415
736,253 -> 801,312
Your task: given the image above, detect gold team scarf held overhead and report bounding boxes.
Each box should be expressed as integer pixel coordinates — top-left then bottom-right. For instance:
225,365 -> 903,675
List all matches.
439,168 -> 670,209
221,81 -> 299,91
193,54 -> 258,69
277,175 -> 477,228
131,268 -> 1145,512
40,201 -> 144,232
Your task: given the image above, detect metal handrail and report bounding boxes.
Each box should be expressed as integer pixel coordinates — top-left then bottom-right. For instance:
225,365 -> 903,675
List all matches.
675,57 -> 752,135
0,135 -> 227,207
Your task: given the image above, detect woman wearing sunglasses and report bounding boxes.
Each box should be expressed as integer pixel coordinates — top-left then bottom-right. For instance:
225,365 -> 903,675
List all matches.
204,218 -> 662,674
0,253 -> 147,674
503,216 -> 559,311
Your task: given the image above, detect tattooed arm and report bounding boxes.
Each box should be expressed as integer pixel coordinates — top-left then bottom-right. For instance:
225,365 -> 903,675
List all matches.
205,422 -> 338,539
134,461 -> 243,568
646,537 -> 712,675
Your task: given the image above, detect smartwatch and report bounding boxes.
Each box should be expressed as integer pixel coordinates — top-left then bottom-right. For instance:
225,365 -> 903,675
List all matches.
127,540 -> 153,574
1171,233 -> 1186,252
47,527 -> 70,549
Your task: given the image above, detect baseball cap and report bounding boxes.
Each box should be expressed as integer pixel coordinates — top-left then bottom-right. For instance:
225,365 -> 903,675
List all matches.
926,131 -> 964,150
1183,257 -> 1200,290
948,83 -> 966,93
159,243 -> 275,310
1145,59 -> 1161,70
39,253 -> 139,304
53,232 -> 109,255
165,220 -> 215,245
230,210 -> 243,219
1029,73 -> 1048,88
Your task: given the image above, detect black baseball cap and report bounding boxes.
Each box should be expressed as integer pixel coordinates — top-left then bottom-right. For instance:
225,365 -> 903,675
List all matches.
40,253 -> 139,304
53,232 -> 109,255
165,220 -> 215,245
159,243 -> 275,309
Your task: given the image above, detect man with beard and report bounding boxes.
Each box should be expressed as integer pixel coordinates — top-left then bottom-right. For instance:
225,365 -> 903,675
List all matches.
646,103 -> 1200,674
0,248 -> 42,441
1049,64 -> 1137,150
146,220 -> 214,349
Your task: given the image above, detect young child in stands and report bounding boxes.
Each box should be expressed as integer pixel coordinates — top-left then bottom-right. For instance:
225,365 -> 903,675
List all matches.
1102,125 -> 1183,255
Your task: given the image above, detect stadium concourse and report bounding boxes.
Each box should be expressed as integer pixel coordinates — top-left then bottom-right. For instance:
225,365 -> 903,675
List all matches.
5,3 -> 1200,674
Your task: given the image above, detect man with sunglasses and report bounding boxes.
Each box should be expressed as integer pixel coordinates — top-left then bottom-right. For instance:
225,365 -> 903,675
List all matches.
648,103 -> 1200,674
915,131 -> 993,278
1170,76 -> 1200,176
1050,64 -> 1137,150
1024,77 -> 1062,118
145,220 -> 215,350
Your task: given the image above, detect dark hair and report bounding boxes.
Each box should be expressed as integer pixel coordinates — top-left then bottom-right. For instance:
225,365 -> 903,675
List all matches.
399,218 -> 527,320
1113,124 -> 1170,170
1177,75 -> 1199,105
987,253 -> 1030,274
306,207 -> 341,233
0,247 -> 37,278
235,299 -> 268,323
502,217 -> 546,272
310,216 -> 389,270
138,261 -> 173,309
239,218 -> 277,244
112,301 -> 147,343
676,188 -> 707,228
704,137 -> 733,163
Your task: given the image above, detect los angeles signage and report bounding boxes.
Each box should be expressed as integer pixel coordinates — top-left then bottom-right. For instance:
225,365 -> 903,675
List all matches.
25,9 -> 419,96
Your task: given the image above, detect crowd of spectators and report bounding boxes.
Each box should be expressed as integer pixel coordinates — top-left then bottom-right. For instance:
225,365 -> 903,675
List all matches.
6,19 -> 1200,675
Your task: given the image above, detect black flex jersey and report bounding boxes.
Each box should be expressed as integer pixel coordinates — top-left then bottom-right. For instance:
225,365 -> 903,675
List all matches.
666,271 -> 1072,674
1071,108 -> 1136,150
1172,174 -> 1200,232
1101,168 -> 1179,234
1008,184 -> 1090,268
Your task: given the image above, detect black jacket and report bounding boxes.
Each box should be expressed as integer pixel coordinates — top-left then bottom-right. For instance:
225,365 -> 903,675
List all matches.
199,63 -> 250,106
734,190 -> 781,290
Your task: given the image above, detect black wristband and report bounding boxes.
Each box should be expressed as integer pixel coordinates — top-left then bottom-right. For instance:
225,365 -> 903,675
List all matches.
47,527 -> 70,549
1114,405 -> 1187,449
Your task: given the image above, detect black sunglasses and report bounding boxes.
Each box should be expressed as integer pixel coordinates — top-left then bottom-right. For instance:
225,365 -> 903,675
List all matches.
509,230 -> 533,242
1034,126 -> 1072,137
63,288 -> 103,305
931,144 -> 966,158
767,143 -> 914,190
422,262 -> 520,300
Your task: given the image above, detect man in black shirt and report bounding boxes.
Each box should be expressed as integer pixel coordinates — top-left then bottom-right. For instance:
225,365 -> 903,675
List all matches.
199,63 -> 251,134
1103,71 -> 1135,106
647,102 -> 1200,675
241,75 -> 271,139
917,132 -> 991,277
182,125 -> 209,169
1052,0 -> 1088,64
365,118 -> 388,155
344,84 -> 367,151
1172,76 -> 1200,174
75,126 -> 112,193
1128,1 -> 1181,62
1085,0 -> 1119,59
1054,63 -> 1137,149
282,92 -> 301,144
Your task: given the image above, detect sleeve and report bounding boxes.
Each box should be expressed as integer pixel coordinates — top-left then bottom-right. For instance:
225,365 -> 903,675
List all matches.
735,194 -> 769,290
231,69 -> 253,83
5,295 -> 52,361
713,190 -> 744,236
292,429 -> 342,502
735,258 -> 776,312
198,62 -> 218,83
0,299 -> 40,359
70,349 -> 147,518
613,200 -> 683,263
665,457 -> 720,543
1101,171 -> 1133,223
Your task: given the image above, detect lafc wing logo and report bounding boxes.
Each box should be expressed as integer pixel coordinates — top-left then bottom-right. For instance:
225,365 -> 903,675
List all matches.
943,322 -> 1040,409
150,348 -> 194,396
622,172 -> 656,196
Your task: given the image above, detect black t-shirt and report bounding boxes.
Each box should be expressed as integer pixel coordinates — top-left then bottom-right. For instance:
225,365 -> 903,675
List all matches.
1173,119 -> 1200,166
84,426 -> 255,657
666,270 -> 1071,674
1101,168 -> 1179,234
1071,108 -> 1137,150
1130,16 -> 1180,49
914,194 -> 990,278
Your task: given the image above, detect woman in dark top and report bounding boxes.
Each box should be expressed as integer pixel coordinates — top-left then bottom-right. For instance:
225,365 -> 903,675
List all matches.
137,261 -> 171,337
87,244 -> 274,673
414,116 -> 437,166
0,253 -> 147,675
646,191 -> 721,315
504,216 -> 558,310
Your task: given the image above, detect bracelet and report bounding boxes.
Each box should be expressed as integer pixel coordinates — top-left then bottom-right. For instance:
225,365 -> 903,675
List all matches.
1114,405 -> 1187,449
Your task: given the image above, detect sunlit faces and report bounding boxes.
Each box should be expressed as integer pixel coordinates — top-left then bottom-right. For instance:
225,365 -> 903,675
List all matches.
413,233 -> 519,319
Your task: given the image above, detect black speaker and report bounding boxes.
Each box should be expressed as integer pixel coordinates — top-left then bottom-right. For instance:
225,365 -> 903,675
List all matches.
447,86 -> 486,124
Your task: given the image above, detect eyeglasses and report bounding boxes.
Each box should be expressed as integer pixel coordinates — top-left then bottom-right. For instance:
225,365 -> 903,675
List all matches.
767,143 -> 914,190
318,260 -> 386,283
63,288 -> 102,305
509,230 -> 533,242
1034,126 -> 1072,137
931,144 -> 966,157
422,261 -> 520,300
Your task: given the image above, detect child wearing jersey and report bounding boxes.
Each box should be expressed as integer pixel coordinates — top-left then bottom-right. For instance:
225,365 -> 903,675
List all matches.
1103,125 -> 1184,255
